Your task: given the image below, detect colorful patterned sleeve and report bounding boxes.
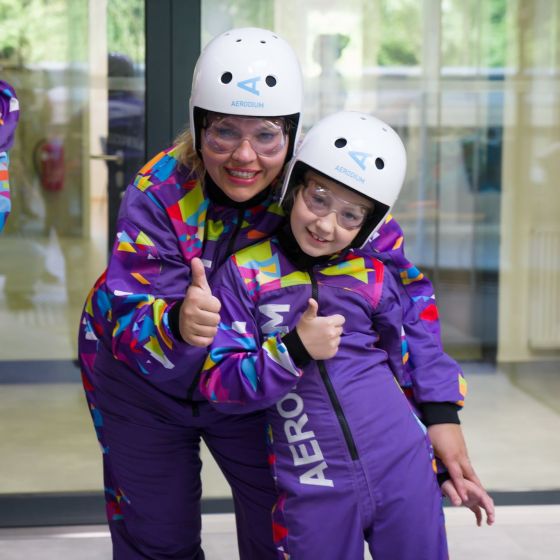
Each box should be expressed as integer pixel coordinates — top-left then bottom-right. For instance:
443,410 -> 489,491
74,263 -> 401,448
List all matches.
200,259 -> 303,414
0,80 -> 20,233
0,153 -> 10,233
85,185 -> 207,379
369,215 -> 467,410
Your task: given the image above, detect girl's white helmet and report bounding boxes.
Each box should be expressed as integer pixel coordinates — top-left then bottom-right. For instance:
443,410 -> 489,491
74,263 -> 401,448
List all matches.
189,27 -> 303,158
280,111 -> 407,248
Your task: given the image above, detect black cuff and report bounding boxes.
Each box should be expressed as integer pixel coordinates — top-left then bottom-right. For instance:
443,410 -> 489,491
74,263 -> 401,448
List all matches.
437,471 -> 451,487
282,329 -> 313,368
420,402 -> 461,426
167,299 -> 185,342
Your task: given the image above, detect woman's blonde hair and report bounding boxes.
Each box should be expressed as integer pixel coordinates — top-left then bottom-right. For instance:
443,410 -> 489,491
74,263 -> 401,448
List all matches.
173,128 -> 206,181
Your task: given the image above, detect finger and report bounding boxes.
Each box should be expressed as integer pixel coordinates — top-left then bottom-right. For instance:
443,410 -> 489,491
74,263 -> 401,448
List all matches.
187,324 -> 219,338
190,257 -> 211,292
331,314 -> 346,327
302,298 -> 319,320
461,462 -> 483,488
471,505 -> 482,527
441,482 -> 462,507
480,493 -> 496,526
185,334 -> 215,347
447,463 -> 469,502
186,308 -> 221,327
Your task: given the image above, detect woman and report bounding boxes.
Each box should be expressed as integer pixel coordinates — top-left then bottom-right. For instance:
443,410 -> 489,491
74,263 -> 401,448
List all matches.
79,27 -> 478,560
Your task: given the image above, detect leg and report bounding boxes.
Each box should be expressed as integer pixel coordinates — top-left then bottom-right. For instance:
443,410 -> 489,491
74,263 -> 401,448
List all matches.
272,487 -> 365,560
203,406 -> 277,560
366,434 -> 448,560
93,372 -> 206,560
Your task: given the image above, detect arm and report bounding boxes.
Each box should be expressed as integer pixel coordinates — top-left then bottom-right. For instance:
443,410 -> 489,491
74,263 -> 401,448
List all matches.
0,153 -> 11,233
369,216 -> 484,500
200,260 -> 303,413
368,215 -> 466,415
85,181 -> 208,380
0,80 -> 20,233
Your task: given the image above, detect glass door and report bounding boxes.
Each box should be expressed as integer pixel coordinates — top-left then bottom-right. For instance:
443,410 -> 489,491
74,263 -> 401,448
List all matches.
0,0 -> 145,497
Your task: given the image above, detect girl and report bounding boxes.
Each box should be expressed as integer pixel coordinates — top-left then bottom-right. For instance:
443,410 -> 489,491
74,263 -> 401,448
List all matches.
200,111 -> 493,559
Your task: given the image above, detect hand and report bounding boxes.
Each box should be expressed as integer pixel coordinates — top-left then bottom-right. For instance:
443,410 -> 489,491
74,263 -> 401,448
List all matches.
296,298 -> 345,360
427,423 -> 483,503
179,257 -> 221,347
441,478 -> 495,526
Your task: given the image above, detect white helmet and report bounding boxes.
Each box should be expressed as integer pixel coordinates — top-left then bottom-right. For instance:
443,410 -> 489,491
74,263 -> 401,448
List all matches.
280,111 -> 407,248
189,27 -> 303,158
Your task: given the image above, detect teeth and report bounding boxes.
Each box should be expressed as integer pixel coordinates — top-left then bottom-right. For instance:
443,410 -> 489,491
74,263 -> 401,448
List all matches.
310,231 -> 327,242
229,169 -> 257,179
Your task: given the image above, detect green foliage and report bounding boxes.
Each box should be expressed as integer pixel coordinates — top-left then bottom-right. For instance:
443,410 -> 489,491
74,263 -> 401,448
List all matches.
377,0 -> 422,66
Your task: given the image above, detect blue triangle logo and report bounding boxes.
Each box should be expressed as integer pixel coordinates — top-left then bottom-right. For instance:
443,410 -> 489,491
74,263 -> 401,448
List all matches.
237,77 -> 261,96
348,151 -> 371,170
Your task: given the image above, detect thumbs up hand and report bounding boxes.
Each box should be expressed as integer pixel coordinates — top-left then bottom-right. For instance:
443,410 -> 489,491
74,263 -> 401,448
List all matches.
296,299 -> 345,360
179,257 -> 222,347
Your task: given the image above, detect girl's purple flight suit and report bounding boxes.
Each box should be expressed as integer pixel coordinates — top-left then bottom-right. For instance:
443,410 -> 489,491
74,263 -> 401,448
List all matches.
200,234 -> 449,559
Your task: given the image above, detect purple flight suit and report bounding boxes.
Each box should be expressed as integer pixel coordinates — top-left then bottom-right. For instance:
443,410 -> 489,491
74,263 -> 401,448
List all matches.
200,235 -> 449,559
79,146 -> 463,559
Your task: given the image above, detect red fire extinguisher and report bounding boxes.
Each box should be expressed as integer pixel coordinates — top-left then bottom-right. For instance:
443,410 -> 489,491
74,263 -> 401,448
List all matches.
33,137 -> 65,192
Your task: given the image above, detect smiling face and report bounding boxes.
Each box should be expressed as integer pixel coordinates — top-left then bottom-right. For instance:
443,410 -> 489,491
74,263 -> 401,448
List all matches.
290,171 -> 374,257
201,115 -> 289,203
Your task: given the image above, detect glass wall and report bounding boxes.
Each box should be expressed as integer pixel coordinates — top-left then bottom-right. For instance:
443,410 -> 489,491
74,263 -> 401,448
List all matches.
0,0 -> 558,508
201,0 -> 560,495
0,0 -> 145,494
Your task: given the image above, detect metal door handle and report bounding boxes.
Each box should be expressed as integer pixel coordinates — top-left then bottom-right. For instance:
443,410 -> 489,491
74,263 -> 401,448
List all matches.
90,151 -> 124,165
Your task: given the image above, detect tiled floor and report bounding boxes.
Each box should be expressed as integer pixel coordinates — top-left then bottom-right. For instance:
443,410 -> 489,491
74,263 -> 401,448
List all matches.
1,506 -> 559,559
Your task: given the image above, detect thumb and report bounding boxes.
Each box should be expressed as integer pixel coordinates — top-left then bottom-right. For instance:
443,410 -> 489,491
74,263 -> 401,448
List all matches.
190,257 -> 210,292
302,298 -> 319,320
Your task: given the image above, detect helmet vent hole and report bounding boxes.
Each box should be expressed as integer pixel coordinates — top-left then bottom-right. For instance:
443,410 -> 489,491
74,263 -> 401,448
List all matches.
260,40 -> 267,44
360,116 -> 366,120
334,138 -> 347,148
221,72 -> 233,84
265,75 -> 277,87
236,38 -> 242,42
375,158 -> 385,169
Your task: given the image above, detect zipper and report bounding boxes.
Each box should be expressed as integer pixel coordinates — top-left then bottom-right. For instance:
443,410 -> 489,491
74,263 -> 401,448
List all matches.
226,209 -> 244,257
186,375 -> 200,416
309,270 -> 359,461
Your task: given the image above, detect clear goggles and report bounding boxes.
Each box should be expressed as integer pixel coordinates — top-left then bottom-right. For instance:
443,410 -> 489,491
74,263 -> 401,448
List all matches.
203,115 -> 287,157
300,179 -> 372,230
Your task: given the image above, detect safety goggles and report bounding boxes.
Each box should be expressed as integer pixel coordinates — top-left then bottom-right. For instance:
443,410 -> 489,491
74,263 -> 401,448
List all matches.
203,115 -> 287,157
300,179 -> 372,230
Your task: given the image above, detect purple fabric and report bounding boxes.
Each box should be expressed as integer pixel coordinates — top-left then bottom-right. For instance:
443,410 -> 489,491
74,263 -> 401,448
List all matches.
0,80 -> 19,152
199,238 -> 449,558
78,146 -> 461,557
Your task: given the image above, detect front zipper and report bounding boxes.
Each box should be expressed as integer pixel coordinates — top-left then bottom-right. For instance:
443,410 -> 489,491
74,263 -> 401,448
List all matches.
186,375 -> 200,416
226,209 -> 245,257
309,270 -> 359,461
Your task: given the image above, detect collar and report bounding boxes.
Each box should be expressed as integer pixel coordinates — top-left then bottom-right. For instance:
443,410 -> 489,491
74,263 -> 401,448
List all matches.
205,175 -> 275,209
276,224 -> 350,270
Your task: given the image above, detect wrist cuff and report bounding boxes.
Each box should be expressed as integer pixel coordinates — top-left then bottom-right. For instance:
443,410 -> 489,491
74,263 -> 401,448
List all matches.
167,300 -> 185,342
282,329 -> 313,368
420,402 -> 461,426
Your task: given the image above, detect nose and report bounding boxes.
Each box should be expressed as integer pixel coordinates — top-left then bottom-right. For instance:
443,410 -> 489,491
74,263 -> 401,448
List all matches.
231,139 -> 257,162
315,211 -> 337,234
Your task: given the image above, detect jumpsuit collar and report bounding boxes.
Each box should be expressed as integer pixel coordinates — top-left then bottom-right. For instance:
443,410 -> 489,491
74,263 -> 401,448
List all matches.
205,175 -> 275,209
276,223 -> 350,270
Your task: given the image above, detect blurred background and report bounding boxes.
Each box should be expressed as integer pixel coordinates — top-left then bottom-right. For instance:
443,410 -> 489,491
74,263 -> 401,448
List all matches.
0,0 -> 558,546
